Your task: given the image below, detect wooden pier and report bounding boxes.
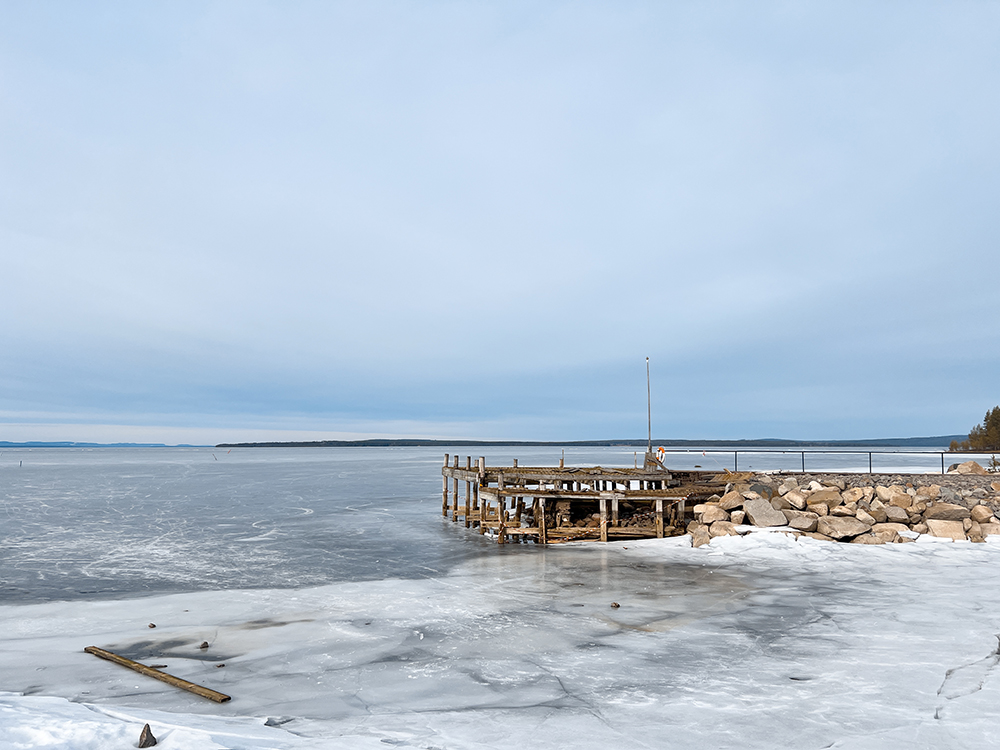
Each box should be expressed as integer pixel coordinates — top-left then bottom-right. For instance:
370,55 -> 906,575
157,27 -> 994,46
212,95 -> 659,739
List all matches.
441,453 -> 730,544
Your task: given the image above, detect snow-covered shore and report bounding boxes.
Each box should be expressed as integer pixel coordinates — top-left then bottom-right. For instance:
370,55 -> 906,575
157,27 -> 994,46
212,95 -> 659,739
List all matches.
4,532 -> 1000,749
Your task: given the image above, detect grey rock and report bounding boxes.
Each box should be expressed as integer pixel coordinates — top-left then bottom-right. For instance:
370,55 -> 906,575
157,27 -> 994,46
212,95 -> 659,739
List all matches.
743,498 -> 789,527
139,724 -> 157,748
885,505 -> 910,523
778,478 -> 798,496
771,496 -> 791,511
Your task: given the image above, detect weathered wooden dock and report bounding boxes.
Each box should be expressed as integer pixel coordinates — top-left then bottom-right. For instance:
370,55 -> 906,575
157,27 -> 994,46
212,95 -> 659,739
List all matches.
441,453 -> 730,544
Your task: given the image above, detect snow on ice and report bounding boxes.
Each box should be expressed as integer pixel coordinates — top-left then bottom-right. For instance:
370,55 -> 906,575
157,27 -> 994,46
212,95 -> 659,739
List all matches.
4,532 -> 1000,749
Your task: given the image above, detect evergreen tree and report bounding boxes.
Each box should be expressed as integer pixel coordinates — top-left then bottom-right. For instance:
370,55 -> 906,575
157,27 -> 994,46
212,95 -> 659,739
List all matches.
952,407 -> 1000,451
969,406 -> 1000,450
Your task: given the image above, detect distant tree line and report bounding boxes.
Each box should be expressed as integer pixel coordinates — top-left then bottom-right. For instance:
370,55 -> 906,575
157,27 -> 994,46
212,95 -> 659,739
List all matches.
950,406 -> 1000,451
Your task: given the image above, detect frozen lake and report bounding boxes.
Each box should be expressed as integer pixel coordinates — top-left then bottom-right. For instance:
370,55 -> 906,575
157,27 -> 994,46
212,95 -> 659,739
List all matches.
2,447 -> 999,748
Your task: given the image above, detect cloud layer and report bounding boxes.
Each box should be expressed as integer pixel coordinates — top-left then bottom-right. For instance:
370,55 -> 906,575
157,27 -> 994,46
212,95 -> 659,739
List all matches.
2,2 -> 998,442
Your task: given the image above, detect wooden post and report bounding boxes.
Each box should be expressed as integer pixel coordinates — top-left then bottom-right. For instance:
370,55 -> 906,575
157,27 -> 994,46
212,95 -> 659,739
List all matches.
600,497 -> 608,542
464,457 -> 471,528
442,454 -> 450,517
538,498 -> 547,545
611,497 -> 619,527
497,474 -> 506,544
478,485 -> 487,535
656,498 -> 664,538
513,458 -> 518,468
452,455 -> 459,522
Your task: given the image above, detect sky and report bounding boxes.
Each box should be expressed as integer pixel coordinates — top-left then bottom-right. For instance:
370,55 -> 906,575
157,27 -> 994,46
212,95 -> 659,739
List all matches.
1,1 -> 998,444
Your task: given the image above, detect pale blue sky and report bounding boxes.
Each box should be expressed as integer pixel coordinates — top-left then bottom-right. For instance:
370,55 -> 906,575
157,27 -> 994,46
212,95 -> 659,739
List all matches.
1,1 -> 998,443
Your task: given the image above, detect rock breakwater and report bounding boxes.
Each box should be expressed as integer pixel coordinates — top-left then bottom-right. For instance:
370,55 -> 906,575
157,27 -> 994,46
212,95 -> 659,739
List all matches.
688,462 -> 1000,547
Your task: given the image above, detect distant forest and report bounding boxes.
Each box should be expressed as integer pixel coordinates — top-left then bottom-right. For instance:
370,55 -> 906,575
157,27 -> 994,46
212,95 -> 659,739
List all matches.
216,436 -> 967,449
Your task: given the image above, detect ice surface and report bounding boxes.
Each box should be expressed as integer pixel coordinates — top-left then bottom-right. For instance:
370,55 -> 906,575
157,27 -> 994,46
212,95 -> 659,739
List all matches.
3,448 -> 1000,748
5,535 -> 1000,748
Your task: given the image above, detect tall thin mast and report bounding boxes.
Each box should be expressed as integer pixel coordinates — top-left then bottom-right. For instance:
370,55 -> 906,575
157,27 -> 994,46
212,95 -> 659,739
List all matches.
646,357 -> 652,454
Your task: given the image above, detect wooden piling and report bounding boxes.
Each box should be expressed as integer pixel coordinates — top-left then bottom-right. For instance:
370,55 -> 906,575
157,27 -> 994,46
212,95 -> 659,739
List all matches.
655,498 -> 664,538
451,455 -> 459,522
497,474 -> 506,544
538,498 -> 547,544
600,497 -> 608,542
442,454 -> 450,517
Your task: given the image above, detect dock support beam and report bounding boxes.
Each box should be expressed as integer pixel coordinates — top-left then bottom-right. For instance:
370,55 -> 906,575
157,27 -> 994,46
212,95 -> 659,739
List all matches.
442,454 -> 450,517
656,498 -> 664,538
538,498 -> 547,545
452,455 -> 459,522
464,456 -> 472,528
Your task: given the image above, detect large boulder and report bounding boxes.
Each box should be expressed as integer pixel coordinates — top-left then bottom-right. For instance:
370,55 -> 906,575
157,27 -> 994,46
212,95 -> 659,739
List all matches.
700,505 -> 730,524
867,500 -> 888,523
884,505 -> 910,523
778,478 -> 798,496
690,525 -> 712,547
924,503 -> 971,521
817,516 -> 871,539
743,497 -> 789,527
783,489 -> 808,510
770,495 -> 791,511
916,485 -> 941,500
783,508 -> 819,527
807,501 -> 829,517
718,490 -> 745,511
980,521 -> 1000,537
971,505 -> 995,524
953,461 -> 989,475
841,487 -> 866,505
872,522 -> 909,538
855,508 -> 876,525
808,489 -> 844,509
925,519 -> 966,541
888,492 -> 912,509
709,520 -> 740,537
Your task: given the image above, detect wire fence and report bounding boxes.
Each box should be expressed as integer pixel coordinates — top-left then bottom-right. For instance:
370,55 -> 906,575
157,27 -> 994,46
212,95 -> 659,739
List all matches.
658,449 -> 1000,475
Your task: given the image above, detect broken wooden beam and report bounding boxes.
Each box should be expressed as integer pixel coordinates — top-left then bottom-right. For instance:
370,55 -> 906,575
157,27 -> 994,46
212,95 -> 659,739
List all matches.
84,646 -> 231,703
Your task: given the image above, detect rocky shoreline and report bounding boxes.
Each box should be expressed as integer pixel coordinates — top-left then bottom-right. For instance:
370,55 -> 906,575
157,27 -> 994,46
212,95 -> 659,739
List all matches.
688,461 -> 1000,547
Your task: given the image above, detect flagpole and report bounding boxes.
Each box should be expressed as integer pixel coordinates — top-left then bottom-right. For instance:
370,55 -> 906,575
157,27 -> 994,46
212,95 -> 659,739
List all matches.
646,357 -> 652,455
